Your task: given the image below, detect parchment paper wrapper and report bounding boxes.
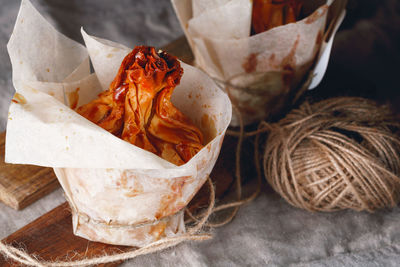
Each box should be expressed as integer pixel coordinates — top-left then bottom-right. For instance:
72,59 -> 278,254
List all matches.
172,0 -> 347,125
6,0 -> 232,247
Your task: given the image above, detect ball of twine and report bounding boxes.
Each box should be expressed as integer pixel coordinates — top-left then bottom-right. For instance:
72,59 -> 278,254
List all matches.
264,97 -> 400,212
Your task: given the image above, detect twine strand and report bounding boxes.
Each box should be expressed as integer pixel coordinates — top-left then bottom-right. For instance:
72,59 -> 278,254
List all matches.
263,97 -> 400,212
0,178 -> 215,267
185,106 -> 266,227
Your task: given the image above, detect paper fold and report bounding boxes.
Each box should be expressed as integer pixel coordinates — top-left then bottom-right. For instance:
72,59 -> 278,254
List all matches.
172,0 -> 347,125
6,0 -> 232,170
6,0 -> 232,246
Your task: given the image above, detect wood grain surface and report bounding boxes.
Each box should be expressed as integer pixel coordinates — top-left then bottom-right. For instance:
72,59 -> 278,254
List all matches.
0,36 -> 237,266
0,132 -> 60,210
0,202 -> 129,267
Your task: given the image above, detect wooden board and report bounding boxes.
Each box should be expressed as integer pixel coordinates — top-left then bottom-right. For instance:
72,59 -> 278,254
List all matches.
0,132 -> 60,210
0,202 -> 129,267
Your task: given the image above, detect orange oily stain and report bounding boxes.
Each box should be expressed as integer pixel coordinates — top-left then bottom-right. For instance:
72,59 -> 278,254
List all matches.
12,93 -> 27,104
281,35 -> 300,67
196,158 -> 208,172
269,53 -> 276,64
201,114 -> 217,144
171,178 -> 187,193
207,144 -> 212,152
242,53 -> 258,73
155,177 -> 189,219
281,35 -> 300,86
124,182 -> 144,198
68,87 -> 80,110
124,190 -> 143,198
118,172 -> 128,187
150,222 -> 167,240
155,194 -> 176,220
316,30 -> 324,46
116,172 -> 145,197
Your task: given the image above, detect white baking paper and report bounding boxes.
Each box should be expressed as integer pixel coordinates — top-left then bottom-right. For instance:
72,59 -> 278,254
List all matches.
6,0 -> 232,246
172,0 -> 347,125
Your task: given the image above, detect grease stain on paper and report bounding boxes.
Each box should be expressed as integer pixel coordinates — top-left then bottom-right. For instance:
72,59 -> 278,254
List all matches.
68,87 -> 80,110
155,177 -> 189,219
281,35 -> 300,86
316,30 -> 323,46
12,93 -> 27,104
201,114 -> 217,144
242,53 -> 258,73
150,222 -> 167,239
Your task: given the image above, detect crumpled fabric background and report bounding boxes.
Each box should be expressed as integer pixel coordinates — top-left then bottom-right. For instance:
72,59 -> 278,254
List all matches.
1,0 -> 400,266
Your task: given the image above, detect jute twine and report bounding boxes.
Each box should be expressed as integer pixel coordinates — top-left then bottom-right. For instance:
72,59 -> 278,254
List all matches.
264,97 -> 400,212
0,103 -> 264,266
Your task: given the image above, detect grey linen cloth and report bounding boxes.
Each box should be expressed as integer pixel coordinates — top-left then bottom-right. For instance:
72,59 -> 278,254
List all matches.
1,0 -> 400,266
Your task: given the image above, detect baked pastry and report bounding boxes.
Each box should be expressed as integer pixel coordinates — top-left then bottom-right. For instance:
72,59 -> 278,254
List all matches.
252,0 -> 304,34
78,46 -> 204,165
